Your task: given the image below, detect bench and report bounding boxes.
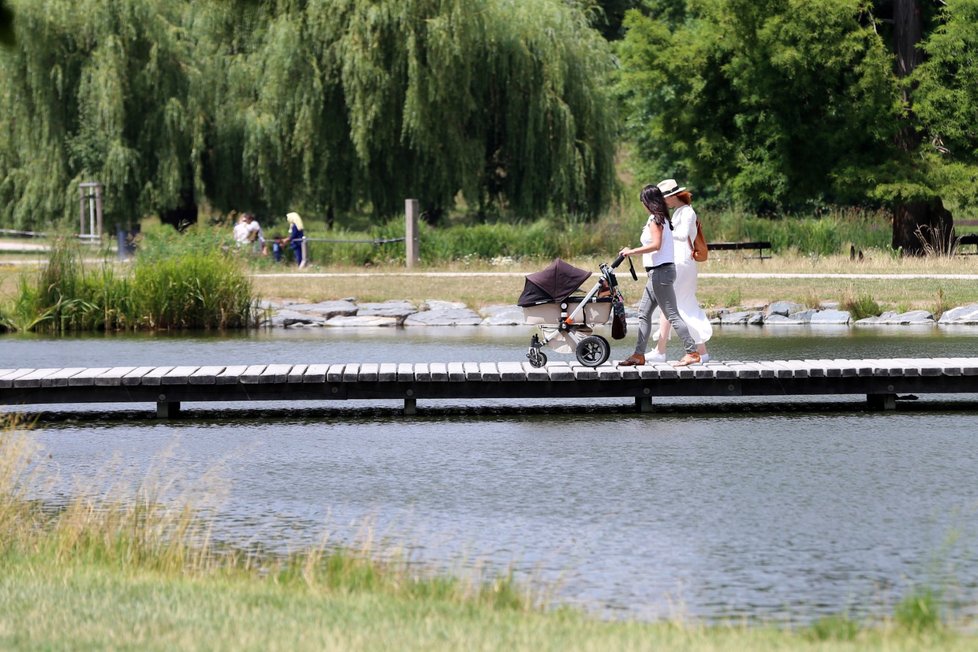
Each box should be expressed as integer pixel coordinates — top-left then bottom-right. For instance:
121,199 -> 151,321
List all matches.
706,241 -> 772,260
958,233 -> 978,255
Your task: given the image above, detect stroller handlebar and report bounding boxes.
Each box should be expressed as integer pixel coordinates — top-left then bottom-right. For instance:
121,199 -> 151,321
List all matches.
611,253 -> 626,269
606,254 -> 638,281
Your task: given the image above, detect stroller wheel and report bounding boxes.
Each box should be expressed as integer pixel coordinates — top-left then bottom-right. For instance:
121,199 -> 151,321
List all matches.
576,335 -> 610,367
527,347 -> 548,368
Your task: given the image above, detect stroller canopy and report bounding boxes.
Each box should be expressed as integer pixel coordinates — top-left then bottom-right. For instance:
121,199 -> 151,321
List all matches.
517,258 -> 592,307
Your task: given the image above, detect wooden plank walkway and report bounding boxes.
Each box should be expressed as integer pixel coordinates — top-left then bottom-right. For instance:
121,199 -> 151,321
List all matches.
2,358 -> 977,417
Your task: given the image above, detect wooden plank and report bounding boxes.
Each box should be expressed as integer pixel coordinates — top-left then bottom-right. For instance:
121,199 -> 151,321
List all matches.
429,362 -> 448,382
571,365 -> 598,381
162,366 -> 200,385
617,365 -> 641,380
68,367 -> 112,386
651,363 -> 676,379
240,365 -> 267,384
189,366 -> 226,385
547,363 -> 575,381
95,367 -> 138,386
342,363 -> 361,383
463,362 -> 482,381
447,362 -> 466,382
217,365 -> 248,385
287,364 -> 308,383
12,368 -> 60,388
41,367 -> 88,387
597,366 -> 622,381
479,362 -> 500,381
303,364 -> 329,383
262,364 -> 293,383
498,362 -> 525,381
0,368 -> 35,388
727,362 -> 760,379
397,363 -> 414,382
521,362 -> 550,381
414,363 -> 430,382
359,363 -> 380,382
378,363 -> 398,382
326,364 -> 346,383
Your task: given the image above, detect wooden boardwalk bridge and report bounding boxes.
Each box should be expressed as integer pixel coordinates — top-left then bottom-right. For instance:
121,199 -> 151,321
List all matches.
2,358 -> 977,417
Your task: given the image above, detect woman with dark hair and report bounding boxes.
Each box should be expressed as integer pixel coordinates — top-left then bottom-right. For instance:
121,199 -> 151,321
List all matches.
617,185 -> 701,367
648,179 -> 712,362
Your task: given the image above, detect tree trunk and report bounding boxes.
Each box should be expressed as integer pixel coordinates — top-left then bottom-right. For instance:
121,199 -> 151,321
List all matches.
890,0 -> 953,254
891,198 -> 953,255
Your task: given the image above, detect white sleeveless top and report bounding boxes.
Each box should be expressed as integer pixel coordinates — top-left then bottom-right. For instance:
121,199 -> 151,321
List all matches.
640,215 -> 674,268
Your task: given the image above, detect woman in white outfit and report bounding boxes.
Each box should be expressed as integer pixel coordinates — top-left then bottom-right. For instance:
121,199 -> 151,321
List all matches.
648,179 -> 712,362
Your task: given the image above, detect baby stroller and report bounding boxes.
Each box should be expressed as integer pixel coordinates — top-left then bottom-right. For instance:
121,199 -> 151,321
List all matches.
518,255 -> 635,367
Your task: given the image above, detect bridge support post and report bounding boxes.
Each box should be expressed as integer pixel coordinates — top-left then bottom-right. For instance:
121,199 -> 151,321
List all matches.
403,397 -> 417,416
635,396 -> 654,413
867,394 -> 896,411
157,400 -> 181,419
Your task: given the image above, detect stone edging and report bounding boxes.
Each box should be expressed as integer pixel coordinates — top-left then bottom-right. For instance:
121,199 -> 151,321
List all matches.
263,299 -> 978,328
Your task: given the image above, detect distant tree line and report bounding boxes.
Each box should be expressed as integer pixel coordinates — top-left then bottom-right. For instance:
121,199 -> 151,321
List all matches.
617,0 -> 978,253
0,0 -> 616,230
2,0 -> 977,255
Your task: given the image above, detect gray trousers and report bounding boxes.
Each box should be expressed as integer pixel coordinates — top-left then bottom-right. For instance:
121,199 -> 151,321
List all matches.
634,263 -> 696,355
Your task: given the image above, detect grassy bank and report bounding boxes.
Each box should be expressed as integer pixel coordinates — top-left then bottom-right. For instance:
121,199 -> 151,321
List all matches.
2,418 -> 977,650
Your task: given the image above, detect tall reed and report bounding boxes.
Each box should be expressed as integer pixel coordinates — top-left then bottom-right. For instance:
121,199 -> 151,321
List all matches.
4,230 -> 261,332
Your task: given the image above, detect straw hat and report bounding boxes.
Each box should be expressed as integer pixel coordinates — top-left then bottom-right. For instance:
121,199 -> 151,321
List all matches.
656,179 -> 686,198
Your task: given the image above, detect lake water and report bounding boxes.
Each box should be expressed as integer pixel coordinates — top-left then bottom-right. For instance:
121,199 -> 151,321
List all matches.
2,325 -> 978,625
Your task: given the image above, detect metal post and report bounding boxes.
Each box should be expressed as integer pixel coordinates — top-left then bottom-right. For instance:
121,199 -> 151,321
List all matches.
405,198 -> 419,269
78,182 -> 104,241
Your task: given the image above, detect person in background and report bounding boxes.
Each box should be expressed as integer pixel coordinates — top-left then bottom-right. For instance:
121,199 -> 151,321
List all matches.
271,235 -> 285,263
617,184 -> 701,367
648,179 -> 712,362
243,213 -> 267,255
232,213 -> 250,245
286,211 -> 307,268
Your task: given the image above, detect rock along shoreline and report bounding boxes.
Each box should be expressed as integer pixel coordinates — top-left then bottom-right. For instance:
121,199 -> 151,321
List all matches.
263,299 -> 978,329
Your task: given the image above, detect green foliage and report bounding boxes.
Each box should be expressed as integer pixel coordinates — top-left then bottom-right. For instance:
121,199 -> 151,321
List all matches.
0,0 -> 617,233
913,0 -> 978,210
7,233 -> 258,332
840,291 -> 881,320
805,613 -> 860,641
894,587 -> 943,632
616,0 -> 900,210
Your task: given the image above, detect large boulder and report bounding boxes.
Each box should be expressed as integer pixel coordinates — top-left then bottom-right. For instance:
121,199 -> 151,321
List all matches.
283,300 -> 358,319
856,310 -> 934,326
809,309 -> 851,325
481,305 -> 525,326
766,301 -> 806,317
405,308 -> 483,326
938,304 -> 978,325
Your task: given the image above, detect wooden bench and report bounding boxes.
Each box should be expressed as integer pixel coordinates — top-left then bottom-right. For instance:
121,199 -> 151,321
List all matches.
958,233 -> 978,255
706,241 -> 772,260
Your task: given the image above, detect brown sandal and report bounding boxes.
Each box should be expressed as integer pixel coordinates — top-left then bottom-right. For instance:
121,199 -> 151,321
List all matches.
674,352 -> 701,367
617,353 -> 646,367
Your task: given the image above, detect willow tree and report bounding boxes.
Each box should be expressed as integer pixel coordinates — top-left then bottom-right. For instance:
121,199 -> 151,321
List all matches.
0,0 -> 194,230
238,0 -> 618,220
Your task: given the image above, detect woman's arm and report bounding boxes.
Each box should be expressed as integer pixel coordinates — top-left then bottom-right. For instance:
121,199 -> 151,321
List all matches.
619,221 -> 663,258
